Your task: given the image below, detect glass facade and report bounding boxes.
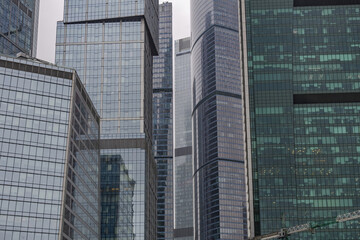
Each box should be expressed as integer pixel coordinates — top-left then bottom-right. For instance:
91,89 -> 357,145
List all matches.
0,0 -> 39,56
56,0 -> 159,239
173,37 -> 193,240
191,0 -> 248,239
241,0 -> 360,239
0,55 -> 100,239
152,3 -> 173,240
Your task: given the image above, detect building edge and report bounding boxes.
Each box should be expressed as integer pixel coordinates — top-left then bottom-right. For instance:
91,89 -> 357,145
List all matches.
238,0 -> 254,238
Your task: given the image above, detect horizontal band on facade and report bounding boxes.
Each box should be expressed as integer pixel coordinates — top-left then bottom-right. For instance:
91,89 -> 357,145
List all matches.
192,90 -> 242,116
154,156 -> 173,159
63,15 -> 143,25
153,88 -> 172,93
100,138 -> 146,150
175,146 -> 192,157
193,158 -> 245,177
191,24 -> 239,51
175,49 -> 191,57
294,0 -> 360,7
173,227 -> 194,238
0,59 -> 73,80
293,93 -> 360,104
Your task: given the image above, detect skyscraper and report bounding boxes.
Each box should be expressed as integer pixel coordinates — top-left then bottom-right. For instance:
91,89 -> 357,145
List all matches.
0,54 -> 100,239
239,0 -> 360,239
173,37 -> 193,240
152,2 -> 173,239
0,0 -> 39,56
191,0 -> 248,239
56,0 -> 159,239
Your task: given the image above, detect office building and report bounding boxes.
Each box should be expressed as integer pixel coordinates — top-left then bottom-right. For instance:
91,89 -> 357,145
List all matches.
0,0 -> 39,56
239,0 -> 360,239
173,37 -> 193,240
152,2 -> 173,240
0,54 -> 100,239
191,0 -> 248,239
56,0 -> 159,239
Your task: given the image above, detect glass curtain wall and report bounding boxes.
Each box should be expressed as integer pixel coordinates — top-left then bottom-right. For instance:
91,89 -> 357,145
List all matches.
191,0 -> 248,239
173,37 -> 193,240
0,55 -> 100,240
0,0 -> 39,56
56,0 -> 159,239
152,2 -> 173,240
242,0 -> 360,239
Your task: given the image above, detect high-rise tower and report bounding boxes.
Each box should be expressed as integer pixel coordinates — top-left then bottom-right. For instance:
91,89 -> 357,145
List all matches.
173,37 -> 193,240
0,0 -> 39,56
56,0 -> 159,239
191,0 -> 248,239
239,0 -> 360,239
152,2 -> 173,240
0,54 -> 100,239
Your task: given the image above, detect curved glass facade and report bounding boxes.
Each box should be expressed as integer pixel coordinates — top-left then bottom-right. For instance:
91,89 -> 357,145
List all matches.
191,0 -> 247,239
242,0 -> 360,239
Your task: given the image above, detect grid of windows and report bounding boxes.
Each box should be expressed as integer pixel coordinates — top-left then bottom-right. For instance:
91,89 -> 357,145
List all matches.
0,55 -> 100,240
100,148 -> 147,240
152,3 -> 173,240
63,0 -> 158,51
191,0 -> 247,239
56,21 -> 146,140
61,85 -> 100,240
0,0 -> 39,56
56,0 -> 159,239
244,0 -> 360,239
173,37 -> 193,240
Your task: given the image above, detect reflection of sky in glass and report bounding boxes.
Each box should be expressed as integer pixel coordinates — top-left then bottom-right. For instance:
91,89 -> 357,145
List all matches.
57,1 -> 159,238
0,55 -> 100,239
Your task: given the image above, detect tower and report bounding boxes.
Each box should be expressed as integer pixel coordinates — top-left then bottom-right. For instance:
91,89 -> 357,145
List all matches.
56,0 -> 159,238
173,37 -> 193,240
152,2 -> 173,239
0,54 -> 101,239
191,0 -> 248,238
240,0 -> 360,239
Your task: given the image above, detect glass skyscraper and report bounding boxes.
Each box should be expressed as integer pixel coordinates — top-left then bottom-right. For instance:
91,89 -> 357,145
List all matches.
152,2 -> 173,240
191,0 -> 248,239
173,37 -> 193,240
56,0 -> 159,239
0,0 -> 39,56
0,54 -> 100,239
239,0 -> 360,239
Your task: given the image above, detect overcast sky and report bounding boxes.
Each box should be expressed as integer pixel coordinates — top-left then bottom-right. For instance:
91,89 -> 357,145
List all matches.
36,0 -> 191,63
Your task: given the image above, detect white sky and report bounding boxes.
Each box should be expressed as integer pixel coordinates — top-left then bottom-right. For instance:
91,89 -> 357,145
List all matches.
36,0 -> 190,63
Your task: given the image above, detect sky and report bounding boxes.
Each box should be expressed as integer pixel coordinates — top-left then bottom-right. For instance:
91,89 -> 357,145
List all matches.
36,0 -> 191,63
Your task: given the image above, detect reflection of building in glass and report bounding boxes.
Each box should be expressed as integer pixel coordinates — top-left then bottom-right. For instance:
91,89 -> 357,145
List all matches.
56,0 -> 159,239
101,155 -> 135,240
0,54 -> 100,239
240,1 -> 360,239
0,0 -> 39,56
173,37 -> 193,240
152,2 -> 173,239
191,0 -> 248,239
